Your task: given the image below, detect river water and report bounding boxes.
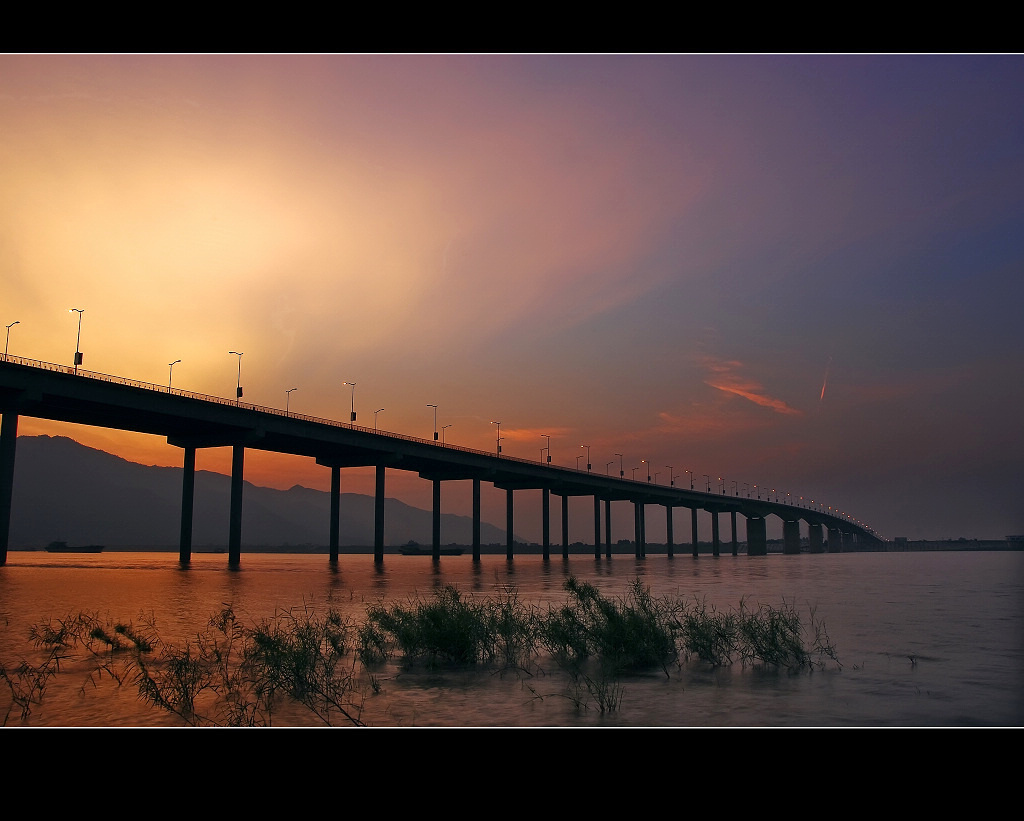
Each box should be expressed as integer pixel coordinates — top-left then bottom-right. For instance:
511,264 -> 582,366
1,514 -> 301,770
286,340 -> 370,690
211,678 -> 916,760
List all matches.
1,549 -> 1021,728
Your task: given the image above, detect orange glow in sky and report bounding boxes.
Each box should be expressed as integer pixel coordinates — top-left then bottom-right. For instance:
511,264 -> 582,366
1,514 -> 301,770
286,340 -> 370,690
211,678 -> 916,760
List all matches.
3,54 -> 1023,541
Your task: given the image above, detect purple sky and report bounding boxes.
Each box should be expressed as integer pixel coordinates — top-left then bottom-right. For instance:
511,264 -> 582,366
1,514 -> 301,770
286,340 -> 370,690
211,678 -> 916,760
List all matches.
3,55 -> 1022,542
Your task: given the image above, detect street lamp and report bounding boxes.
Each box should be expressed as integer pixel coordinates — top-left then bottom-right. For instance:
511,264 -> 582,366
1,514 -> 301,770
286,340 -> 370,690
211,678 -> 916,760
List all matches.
581,444 -> 591,472
542,434 -> 551,463
667,466 -> 676,487
427,404 -> 438,440
343,381 -> 356,423
374,408 -> 384,430
168,359 -> 181,391
5,321 -> 18,359
229,352 -> 243,403
442,424 -> 452,444
70,309 -> 84,373
491,421 -> 502,455
616,453 -> 623,478
685,469 -> 694,490
643,460 -> 650,482
286,387 -> 298,412
703,474 -> 710,492
605,461 -> 614,475
654,472 -> 660,485
576,455 -> 583,470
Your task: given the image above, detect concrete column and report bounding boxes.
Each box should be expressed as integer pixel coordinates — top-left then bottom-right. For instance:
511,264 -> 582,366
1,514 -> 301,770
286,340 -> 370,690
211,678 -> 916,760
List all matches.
634,502 -> 642,557
228,444 -> 244,567
828,526 -> 842,553
329,465 -> 340,563
731,511 -> 738,557
639,503 -> 646,558
506,488 -> 514,560
711,510 -> 720,557
374,465 -> 385,564
0,411 -> 18,566
691,507 -> 699,558
747,515 -> 767,556
808,523 -> 824,553
604,499 -> 612,558
593,496 -> 601,559
179,445 -> 195,564
542,487 -> 550,561
432,479 -> 441,560
562,494 -> 569,559
783,519 -> 801,554
666,505 -> 674,558
472,479 -> 481,561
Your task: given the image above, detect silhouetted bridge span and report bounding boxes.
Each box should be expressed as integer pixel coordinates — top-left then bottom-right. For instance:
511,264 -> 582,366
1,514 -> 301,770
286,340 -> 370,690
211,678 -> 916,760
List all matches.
0,357 -> 882,566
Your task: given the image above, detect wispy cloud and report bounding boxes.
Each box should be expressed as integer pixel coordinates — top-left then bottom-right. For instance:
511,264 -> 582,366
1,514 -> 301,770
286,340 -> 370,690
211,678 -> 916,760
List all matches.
701,357 -> 802,416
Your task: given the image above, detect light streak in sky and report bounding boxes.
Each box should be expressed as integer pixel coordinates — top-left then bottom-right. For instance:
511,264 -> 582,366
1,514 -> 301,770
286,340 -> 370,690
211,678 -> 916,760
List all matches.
820,356 -> 832,403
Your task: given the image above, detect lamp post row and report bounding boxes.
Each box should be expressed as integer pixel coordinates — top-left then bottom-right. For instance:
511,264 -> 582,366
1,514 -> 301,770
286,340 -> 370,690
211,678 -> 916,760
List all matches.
16,316 -> 808,511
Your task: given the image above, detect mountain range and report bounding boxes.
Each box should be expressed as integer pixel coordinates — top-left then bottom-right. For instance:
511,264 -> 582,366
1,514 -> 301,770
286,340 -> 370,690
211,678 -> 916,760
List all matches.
8,435 -> 509,550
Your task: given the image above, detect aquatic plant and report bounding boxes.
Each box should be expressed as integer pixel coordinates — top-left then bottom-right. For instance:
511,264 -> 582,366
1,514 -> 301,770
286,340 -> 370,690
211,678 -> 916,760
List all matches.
2,579 -> 842,726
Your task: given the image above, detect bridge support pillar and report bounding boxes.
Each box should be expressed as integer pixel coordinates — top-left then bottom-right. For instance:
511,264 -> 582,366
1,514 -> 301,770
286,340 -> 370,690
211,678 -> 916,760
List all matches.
731,511 -> 738,556
506,488 -> 514,560
594,496 -> 601,559
374,465 -> 385,564
827,526 -> 842,553
561,494 -> 569,559
472,479 -> 481,562
0,411 -> 18,566
634,502 -> 646,557
808,523 -> 824,553
747,516 -> 767,556
228,444 -> 244,567
666,505 -> 674,558
542,488 -> 550,560
604,499 -> 612,558
711,511 -> 720,557
691,507 -> 699,557
432,479 -> 441,560
784,520 -> 801,554
179,445 -> 195,564
329,466 -> 340,563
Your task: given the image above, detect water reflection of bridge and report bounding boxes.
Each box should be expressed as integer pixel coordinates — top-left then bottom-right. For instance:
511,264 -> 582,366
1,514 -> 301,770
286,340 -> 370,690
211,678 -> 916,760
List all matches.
0,357 -> 882,567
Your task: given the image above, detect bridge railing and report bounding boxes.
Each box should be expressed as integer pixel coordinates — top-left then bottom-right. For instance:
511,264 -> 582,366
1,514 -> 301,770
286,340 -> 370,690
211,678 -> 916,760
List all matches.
0,354 -> 879,535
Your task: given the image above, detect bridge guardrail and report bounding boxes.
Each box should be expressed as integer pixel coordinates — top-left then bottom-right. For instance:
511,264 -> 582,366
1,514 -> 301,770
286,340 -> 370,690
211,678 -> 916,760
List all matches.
0,354 -> 878,535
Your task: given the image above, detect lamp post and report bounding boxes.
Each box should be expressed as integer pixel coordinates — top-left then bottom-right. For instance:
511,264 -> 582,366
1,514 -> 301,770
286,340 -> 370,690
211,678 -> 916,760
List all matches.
632,466 -> 639,480
667,466 -> 676,487
442,424 -> 452,444
581,444 -> 591,472
542,434 -> 551,463
168,359 -> 181,391
606,461 -> 614,475
427,404 -> 438,440
491,421 -> 501,455
654,472 -> 660,485
615,453 -> 623,478
285,387 -> 297,412
643,460 -> 650,482
343,382 -> 356,423
703,474 -> 710,492
576,455 -> 583,470
229,351 -> 243,403
685,469 -> 694,490
5,321 -> 18,359
70,309 -> 84,373
374,408 -> 384,430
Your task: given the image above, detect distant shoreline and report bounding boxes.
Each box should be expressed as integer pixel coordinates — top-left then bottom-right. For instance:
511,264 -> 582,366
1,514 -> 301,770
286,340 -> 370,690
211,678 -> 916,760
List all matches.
10,539 -> 1019,554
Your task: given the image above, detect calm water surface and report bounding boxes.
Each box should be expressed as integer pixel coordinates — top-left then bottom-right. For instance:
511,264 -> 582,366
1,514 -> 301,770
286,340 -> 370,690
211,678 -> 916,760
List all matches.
1,550 -> 1021,728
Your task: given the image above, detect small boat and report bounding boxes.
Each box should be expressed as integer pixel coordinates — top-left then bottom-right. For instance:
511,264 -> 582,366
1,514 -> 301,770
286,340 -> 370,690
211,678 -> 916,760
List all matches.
45,541 -> 104,553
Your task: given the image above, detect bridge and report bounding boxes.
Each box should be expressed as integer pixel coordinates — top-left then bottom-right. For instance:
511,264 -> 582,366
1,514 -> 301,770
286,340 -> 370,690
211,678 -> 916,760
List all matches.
0,356 -> 882,566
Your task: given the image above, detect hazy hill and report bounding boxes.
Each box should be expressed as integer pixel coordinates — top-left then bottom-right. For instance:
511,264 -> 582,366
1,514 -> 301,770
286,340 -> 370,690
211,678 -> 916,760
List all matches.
9,435 -> 509,549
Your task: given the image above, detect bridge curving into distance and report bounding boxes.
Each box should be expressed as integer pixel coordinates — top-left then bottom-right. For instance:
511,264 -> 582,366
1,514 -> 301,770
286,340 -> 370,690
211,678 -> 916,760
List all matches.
0,356 -> 883,567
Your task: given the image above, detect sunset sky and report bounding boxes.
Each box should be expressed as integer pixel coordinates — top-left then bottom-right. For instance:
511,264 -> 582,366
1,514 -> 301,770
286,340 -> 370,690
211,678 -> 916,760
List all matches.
2,54 -> 1022,543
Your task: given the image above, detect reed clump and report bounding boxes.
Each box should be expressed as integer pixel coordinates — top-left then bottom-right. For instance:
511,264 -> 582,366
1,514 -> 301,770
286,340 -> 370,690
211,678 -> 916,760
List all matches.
2,577 -> 841,726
